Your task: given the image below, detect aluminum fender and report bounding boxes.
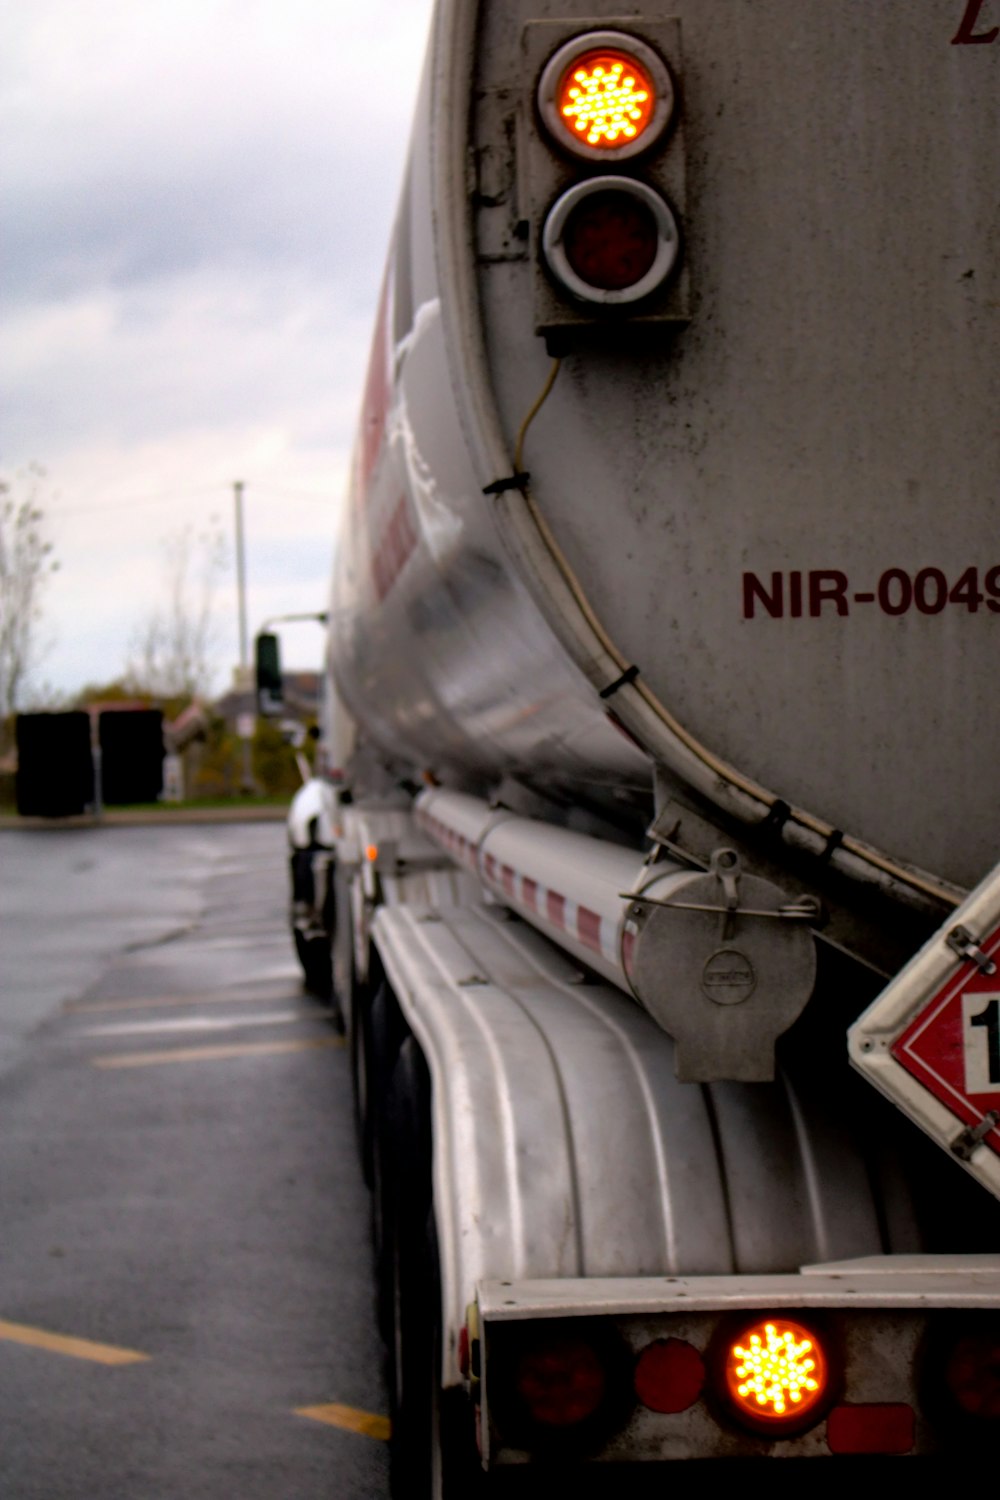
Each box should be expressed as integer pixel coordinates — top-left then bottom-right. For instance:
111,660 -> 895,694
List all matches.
372,902 -> 883,1388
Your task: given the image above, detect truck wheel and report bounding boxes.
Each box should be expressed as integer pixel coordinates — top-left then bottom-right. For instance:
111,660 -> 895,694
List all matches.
293,929 -> 333,1000
385,1038 -> 483,1499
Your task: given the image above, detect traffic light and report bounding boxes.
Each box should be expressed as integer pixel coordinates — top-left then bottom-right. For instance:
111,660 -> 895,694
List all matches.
518,19 -> 688,347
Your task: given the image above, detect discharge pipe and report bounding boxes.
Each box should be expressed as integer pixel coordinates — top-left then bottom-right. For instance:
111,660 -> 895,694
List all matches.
416,788 -> 818,1082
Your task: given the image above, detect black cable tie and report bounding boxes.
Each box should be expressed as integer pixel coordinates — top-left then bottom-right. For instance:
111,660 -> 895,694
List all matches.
482,472 -> 530,495
818,828 -> 845,866
599,664 -> 640,699
761,799 -> 792,838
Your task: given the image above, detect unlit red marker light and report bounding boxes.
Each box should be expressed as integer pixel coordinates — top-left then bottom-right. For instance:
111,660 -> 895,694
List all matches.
558,50 -> 656,147
725,1320 -> 828,1424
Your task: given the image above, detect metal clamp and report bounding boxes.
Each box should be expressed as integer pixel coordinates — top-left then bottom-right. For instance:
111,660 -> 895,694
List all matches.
950,1110 -> 1000,1162
946,924 -> 998,975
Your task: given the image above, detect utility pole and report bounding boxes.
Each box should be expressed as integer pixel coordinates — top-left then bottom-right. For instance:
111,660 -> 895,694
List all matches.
233,480 -> 254,794
234,480 -> 249,675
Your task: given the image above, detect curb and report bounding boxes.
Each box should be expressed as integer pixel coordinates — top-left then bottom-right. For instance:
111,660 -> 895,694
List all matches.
0,805 -> 290,831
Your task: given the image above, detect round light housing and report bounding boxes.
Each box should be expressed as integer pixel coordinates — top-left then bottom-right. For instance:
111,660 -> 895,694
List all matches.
944,1329 -> 1000,1420
513,1334 -> 607,1427
635,1338 -> 705,1413
538,30 -> 675,160
542,177 -> 680,305
723,1318 -> 830,1430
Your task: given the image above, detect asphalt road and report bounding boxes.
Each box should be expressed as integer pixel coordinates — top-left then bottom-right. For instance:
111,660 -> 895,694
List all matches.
0,822 -> 389,1498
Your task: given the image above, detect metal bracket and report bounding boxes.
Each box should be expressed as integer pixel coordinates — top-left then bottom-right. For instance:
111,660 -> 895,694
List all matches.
951,1110 -> 1000,1162
623,891 -> 823,923
946,924 -> 998,975
712,848 -> 741,942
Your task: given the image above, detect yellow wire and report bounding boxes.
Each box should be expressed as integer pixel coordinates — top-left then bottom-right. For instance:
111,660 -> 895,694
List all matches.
501,358 -> 957,911
513,358 -> 562,474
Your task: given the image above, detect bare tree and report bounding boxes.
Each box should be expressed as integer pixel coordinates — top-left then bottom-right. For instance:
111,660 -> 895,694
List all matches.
125,523 -> 227,701
0,466 -> 59,718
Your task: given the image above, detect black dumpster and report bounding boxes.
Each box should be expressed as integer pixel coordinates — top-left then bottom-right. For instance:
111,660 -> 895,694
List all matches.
15,712 -> 95,817
99,709 -> 164,806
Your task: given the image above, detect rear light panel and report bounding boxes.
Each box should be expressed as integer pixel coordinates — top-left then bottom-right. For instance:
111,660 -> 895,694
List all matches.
480,1300 -> 1000,1465
520,17 -> 690,337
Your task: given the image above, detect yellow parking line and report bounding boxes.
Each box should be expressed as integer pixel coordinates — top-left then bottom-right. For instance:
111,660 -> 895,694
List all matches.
68,988 -> 301,1014
0,1318 -> 149,1366
92,1036 -> 345,1068
296,1403 -> 391,1440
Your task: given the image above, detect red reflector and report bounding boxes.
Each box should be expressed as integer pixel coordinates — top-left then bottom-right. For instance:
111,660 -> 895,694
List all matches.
562,189 -> 659,291
827,1403 -> 915,1455
944,1330 -> 1000,1418
514,1336 -> 607,1427
634,1338 -> 705,1413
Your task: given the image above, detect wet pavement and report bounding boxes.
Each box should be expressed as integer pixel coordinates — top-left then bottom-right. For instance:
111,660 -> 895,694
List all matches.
0,823 -> 389,1498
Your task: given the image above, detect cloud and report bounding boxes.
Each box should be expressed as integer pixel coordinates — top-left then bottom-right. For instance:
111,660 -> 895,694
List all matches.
0,0 -> 434,699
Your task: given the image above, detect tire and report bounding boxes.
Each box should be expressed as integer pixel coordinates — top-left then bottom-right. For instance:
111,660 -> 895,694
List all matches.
293,928 -> 333,1000
384,1038 -> 484,1500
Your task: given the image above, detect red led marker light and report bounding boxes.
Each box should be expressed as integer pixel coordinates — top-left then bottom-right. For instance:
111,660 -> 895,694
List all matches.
537,30 -> 675,162
635,1338 -> 705,1413
562,188 -> 659,291
557,49 -> 656,150
944,1329 -> 1000,1419
514,1335 -> 607,1427
723,1318 -> 829,1429
542,177 -> 680,306
827,1403 -> 915,1455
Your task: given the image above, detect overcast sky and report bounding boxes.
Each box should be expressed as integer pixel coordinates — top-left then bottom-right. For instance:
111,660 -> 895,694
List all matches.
1,0 -> 435,702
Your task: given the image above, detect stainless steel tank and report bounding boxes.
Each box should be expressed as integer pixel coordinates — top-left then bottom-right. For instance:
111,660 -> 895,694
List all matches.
329,0 -> 999,903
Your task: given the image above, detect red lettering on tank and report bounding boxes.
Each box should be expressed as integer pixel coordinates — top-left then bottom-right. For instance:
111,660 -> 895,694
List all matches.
809,570 -> 849,617
359,272 -> 393,500
742,564 -> 1000,619
371,493 -> 419,603
742,571 -> 784,619
501,864 -> 517,900
522,877 -> 539,914
952,0 -> 998,43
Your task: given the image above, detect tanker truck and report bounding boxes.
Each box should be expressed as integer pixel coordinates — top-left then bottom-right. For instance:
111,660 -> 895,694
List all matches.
266,2 -> 1000,1489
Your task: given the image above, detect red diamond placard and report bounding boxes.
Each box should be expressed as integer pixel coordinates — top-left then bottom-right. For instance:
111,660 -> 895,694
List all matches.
850,864 -> 1000,1201
890,923 -> 1000,1157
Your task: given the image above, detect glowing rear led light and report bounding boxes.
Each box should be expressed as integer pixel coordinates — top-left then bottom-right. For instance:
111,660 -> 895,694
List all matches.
723,1318 -> 829,1429
537,30 -> 675,161
558,50 -> 655,149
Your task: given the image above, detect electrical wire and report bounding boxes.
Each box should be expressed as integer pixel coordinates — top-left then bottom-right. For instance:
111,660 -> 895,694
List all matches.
505,355 -> 959,911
